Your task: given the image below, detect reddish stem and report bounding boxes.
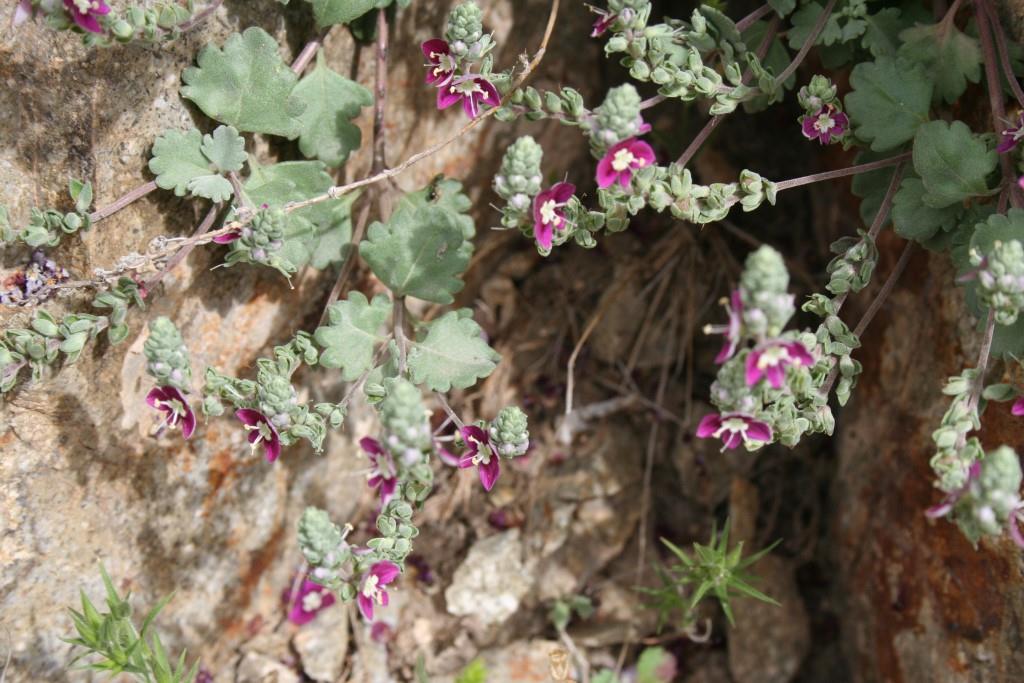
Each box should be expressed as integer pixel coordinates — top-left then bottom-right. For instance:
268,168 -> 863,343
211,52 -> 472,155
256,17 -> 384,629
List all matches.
776,152 -> 911,191
89,180 -> 159,223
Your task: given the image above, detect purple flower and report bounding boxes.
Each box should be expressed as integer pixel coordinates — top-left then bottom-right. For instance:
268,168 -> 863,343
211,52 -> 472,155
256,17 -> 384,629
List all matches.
146,386 -> 196,439
283,578 -> 336,626
64,0 -> 110,34
212,229 -> 242,244
357,561 -> 400,620
457,425 -> 501,491
422,39 -> 458,88
801,104 -> 849,145
926,461 -> 982,519
235,409 -> 281,462
360,437 -> 398,506
704,290 -> 743,364
745,340 -> 815,389
531,182 -> 575,250
696,412 -> 773,450
999,114 -> 1024,153
596,137 -> 656,189
590,8 -> 617,37
437,75 -> 500,119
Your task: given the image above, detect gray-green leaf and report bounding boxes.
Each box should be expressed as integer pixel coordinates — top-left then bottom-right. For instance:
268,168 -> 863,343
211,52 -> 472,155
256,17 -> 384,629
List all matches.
360,204 -> 472,303
314,291 -> 391,380
845,57 -> 932,151
149,128 -> 209,196
407,310 -> 499,392
892,177 -> 960,242
913,120 -> 996,208
293,50 -> 373,167
182,28 -> 305,138
303,0 -> 377,28
187,174 -> 234,202
201,125 -> 247,172
899,22 -> 981,104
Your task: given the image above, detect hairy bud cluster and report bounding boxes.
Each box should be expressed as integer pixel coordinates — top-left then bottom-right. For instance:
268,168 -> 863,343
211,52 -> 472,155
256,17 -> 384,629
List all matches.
972,240 -> 1024,326
144,317 -> 192,391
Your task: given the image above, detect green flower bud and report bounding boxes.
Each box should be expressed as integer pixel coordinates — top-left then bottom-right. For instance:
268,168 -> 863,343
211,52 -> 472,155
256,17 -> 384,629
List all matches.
494,136 -> 544,209
798,75 -> 839,114
955,446 -> 1023,544
973,240 -> 1024,326
225,207 -> 295,277
379,378 -> 431,454
592,84 -> 648,149
445,1 -> 483,50
144,317 -> 192,391
489,406 -> 529,458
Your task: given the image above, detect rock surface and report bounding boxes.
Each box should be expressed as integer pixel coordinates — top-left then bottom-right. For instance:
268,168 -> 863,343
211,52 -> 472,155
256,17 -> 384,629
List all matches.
445,529 -> 533,626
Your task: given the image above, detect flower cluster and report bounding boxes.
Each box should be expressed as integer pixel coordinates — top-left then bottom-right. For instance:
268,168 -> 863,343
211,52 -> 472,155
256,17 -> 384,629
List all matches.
928,446 -> 1024,548
17,0 -> 211,44
798,76 -> 849,145
698,246 -> 832,451
589,83 -> 652,155
422,2 -> 501,119
969,239 -> 1024,326
0,251 -> 70,306
219,206 -> 296,278
202,333 -> 333,460
144,317 -> 196,440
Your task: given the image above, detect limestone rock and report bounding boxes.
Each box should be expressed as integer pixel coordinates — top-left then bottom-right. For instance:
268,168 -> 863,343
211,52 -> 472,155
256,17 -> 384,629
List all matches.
444,529 -> 532,626
292,605 -> 349,682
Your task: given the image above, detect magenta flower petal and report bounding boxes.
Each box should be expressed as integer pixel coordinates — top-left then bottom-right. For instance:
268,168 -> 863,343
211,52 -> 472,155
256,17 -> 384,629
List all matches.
378,477 -> 397,506
1012,397 -> 1024,416
285,579 -> 336,625
371,561 -> 400,585
723,432 -> 742,449
421,38 -> 449,60
1010,511 -> 1024,548
596,138 -> 656,190
595,155 -> 617,189
532,182 -> 576,250
212,230 -> 242,244
146,386 -> 196,440
64,0 -> 110,34
745,420 -> 773,442
478,456 -> 501,491
696,413 -> 722,438
437,85 -> 461,110
744,353 -> 763,386
360,436 -> 385,455
357,593 -> 375,620
591,12 -> 616,37
437,446 -> 461,467
235,409 -> 281,462
14,0 -> 32,27
422,39 -> 455,87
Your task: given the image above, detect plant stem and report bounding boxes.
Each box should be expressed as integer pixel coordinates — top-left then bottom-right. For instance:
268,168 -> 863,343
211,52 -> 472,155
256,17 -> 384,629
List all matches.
977,0 -> 1023,208
435,392 -> 466,431
89,180 -> 159,223
980,0 -> 1024,109
830,163 -> 905,314
143,203 -> 221,291
776,152 -> 911,191
372,8 -> 389,174
775,0 -> 837,86
175,0 -> 223,33
639,94 -> 665,110
955,309 -> 998,451
852,242 -> 915,339
735,3 -> 773,33
676,18 -> 779,167
394,296 -> 407,374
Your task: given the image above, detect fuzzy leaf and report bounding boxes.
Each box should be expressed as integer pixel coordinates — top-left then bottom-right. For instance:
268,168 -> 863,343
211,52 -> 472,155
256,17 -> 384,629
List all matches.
913,120 -> 996,208
899,22 -> 981,104
390,176 -> 475,239
293,51 -> 373,167
860,8 -> 905,58
359,204 -> 472,303
182,28 -> 305,138
149,128 -> 209,196
303,0 -> 377,27
186,174 -> 234,202
314,291 -> 391,380
892,177 -> 960,242
969,208 -> 1024,255
768,0 -> 796,17
845,57 -> 932,151
407,310 -> 499,392
245,160 -> 354,269
201,125 -> 247,172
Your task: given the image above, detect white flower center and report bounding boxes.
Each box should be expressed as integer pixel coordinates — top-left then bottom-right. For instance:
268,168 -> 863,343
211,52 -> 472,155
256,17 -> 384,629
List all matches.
73,0 -> 92,11
814,115 -> 835,133
716,417 -> 749,437
301,591 -> 324,612
757,346 -> 791,369
540,199 -> 560,226
362,575 -> 383,603
611,148 -> 637,172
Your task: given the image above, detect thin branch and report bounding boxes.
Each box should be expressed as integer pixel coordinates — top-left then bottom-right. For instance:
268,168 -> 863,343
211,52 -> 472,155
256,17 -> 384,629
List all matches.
175,0 -> 224,33
821,241 -> 915,395
317,201 -> 371,327
775,0 -> 837,86
676,18 -> 778,167
143,203 -> 221,291
291,30 -> 329,75
89,180 -> 159,223
435,393 -> 466,431
372,7 -> 389,173
735,3 -> 773,33
394,296 -> 407,374
981,0 -> 1024,109
955,308 -> 998,451
775,152 -> 911,191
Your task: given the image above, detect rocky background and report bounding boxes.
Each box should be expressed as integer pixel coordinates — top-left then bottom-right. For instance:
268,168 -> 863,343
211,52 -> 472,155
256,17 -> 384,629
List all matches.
2,1 -> 1024,682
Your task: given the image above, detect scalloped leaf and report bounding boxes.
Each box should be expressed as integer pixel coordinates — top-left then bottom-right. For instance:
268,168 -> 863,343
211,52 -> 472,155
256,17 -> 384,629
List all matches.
359,202 -> 472,303
892,177 -> 960,242
314,291 -> 391,380
407,310 -> 499,392
899,22 -> 981,104
293,51 -> 373,167
201,125 -> 247,172
913,120 -> 996,208
149,128 -> 209,196
182,28 -> 305,138
845,56 -> 932,151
